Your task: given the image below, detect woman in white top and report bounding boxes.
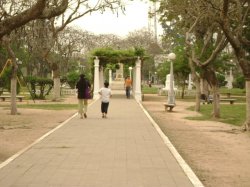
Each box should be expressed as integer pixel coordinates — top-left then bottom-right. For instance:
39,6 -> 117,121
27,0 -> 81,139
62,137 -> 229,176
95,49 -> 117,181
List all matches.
98,81 -> 112,118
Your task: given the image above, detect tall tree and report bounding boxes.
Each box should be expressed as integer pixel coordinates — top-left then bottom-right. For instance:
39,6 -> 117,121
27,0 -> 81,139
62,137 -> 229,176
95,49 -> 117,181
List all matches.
0,0 -> 68,115
216,0 -> 250,129
157,0 -> 228,118
0,0 -> 68,39
33,0 -> 126,101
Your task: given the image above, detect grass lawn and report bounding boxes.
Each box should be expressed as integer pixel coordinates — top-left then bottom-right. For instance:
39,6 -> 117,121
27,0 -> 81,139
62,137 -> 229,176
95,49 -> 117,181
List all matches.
220,87 -> 245,96
1,103 -> 78,110
142,86 -> 158,94
187,104 -> 246,127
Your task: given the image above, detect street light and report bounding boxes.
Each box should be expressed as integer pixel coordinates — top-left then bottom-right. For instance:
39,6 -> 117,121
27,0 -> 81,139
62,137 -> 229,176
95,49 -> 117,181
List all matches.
78,62 -> 85,73
154,71 -> 157,84
167,52 -> 176,105
129,66 -> 133,78
16,58 -> 22,65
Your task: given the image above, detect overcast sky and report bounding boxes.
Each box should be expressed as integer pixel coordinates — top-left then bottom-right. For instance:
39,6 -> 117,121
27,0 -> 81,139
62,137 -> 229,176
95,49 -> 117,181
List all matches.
71,1 -> 160,37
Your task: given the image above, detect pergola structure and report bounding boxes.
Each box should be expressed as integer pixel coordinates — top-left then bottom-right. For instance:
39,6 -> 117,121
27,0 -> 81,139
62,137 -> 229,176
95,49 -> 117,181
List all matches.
92,56 -> 143,102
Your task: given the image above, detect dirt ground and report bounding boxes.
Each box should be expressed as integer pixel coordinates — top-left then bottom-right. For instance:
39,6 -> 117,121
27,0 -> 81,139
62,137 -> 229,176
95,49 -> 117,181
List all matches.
142,94 -> 250,187
0,94 -> 250,187
0,96 -> 77,163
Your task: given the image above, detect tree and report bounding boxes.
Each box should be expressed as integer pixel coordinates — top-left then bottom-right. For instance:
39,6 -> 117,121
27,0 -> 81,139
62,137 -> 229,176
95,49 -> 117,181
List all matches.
123,28 -> 162,82
0,0 -> 127,115
216,0 -> 250,129
157,0 -> 228,118
0,0 -> 68,115
190,0 -> 250,127
0,0 -> 68,39
29,0 -> 126,101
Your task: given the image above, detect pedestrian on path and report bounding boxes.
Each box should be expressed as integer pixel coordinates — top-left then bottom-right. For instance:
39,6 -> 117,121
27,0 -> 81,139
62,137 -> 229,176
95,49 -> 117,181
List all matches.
124,76 -> 132,99
76,74 -> 91,119
99,81 -> 112,118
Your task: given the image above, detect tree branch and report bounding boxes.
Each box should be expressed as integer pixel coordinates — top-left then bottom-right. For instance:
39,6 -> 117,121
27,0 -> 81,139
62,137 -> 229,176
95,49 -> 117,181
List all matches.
202,35 -> 228,67
0,0 -> 68,39
219,0 -> 241,54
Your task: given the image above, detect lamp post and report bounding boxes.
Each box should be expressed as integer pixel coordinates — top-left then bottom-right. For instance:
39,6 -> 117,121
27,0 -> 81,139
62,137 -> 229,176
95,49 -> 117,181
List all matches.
154,71 -> 157,84
167,52 -> 176,105
129,66 -> 133,78
16,58 -> 22,66
78,62 -> 85,73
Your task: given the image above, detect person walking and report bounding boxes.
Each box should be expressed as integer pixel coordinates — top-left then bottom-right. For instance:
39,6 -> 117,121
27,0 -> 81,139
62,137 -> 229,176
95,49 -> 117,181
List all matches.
124,76 -> 132,99
76,74 -> 91,119
99,81 -> 112,118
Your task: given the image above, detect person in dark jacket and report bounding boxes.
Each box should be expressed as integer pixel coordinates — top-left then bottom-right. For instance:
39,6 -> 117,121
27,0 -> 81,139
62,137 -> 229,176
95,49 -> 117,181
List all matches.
76,74 -> 91,119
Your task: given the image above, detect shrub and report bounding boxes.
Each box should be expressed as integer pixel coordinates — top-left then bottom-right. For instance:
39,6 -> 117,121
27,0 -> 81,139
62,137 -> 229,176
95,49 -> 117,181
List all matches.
66,71 -> 80,89
25,76 -> 53,99
0,66 -> 20,94
234,75 -> 245,89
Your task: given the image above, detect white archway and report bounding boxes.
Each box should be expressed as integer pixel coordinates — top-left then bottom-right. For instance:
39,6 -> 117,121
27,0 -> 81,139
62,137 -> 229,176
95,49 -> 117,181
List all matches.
93,56 -> 142,102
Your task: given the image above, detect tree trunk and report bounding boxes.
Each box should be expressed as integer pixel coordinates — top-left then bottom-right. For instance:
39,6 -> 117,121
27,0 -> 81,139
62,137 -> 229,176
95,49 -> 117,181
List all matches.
201,79 -> 210,98
3,36 -> 18,115
181,84 -> 185,99
212,84 -> 220,118
10,72 -> 17,115
245,80 -> 250,130
195,78 -> 201,111
52,69 -> 61,101
188,57 -> 201,111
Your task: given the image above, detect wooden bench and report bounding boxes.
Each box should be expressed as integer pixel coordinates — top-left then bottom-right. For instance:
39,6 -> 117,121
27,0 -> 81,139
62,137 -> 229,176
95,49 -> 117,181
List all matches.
208,98 -> 236,104
0,95 -> 25,102
164,103 -> 175,111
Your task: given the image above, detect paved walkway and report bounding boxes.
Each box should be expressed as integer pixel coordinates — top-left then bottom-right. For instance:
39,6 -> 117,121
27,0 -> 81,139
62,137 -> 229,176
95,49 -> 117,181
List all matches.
0,94 -> 201,187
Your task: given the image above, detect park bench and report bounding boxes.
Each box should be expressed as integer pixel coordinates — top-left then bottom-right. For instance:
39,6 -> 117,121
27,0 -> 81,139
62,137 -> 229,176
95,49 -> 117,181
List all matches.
0,95 -> 25,102
163,103 -> 175,112
208,98 -> 236,104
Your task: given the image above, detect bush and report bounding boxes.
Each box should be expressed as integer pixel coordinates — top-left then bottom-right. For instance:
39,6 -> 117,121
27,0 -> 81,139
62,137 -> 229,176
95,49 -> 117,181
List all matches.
217,73 -> 226,87
66,72 -> 80,89
0,66 -> 20,94
234,75 -> 245,89
25,76 -> 53,99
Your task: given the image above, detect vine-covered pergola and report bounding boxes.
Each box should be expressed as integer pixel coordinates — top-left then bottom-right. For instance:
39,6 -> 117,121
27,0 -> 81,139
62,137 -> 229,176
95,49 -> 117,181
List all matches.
90,47 -> 148,102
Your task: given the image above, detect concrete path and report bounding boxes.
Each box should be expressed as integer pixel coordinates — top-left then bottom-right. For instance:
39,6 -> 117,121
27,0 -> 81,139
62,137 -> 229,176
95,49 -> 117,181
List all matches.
0,95 -> 201,187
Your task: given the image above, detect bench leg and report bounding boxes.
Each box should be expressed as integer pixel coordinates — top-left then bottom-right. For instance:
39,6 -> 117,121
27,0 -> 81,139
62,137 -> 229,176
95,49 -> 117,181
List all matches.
164,105 -> 175,112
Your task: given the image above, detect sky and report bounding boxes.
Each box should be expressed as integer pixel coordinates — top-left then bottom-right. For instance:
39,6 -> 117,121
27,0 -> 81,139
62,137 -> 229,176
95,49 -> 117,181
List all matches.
71,1 -> 161,37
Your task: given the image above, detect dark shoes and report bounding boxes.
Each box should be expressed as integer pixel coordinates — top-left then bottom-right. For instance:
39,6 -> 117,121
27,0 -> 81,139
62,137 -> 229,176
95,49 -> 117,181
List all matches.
84,113 -> 87,118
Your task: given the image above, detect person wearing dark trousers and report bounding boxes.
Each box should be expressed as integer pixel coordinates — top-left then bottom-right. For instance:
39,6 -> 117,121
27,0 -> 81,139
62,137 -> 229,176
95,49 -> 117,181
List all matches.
124,76 -> 132,99
76,74 -> 91,119
99,81 -> 112,118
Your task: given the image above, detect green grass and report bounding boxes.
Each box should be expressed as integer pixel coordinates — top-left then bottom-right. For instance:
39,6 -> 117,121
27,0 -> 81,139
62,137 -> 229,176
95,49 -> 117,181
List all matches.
219,87 -> 245,96
142,86 -> 158,94
16,103 -> 78,110
187,104 -> 246,126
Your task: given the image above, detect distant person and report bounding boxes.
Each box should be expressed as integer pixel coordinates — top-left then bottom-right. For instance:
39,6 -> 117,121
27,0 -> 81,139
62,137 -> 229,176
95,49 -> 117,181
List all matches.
76,74 -> 91,119
148,80 -> 152,87
99,81 -> 112,118
124,76 -> 132,99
